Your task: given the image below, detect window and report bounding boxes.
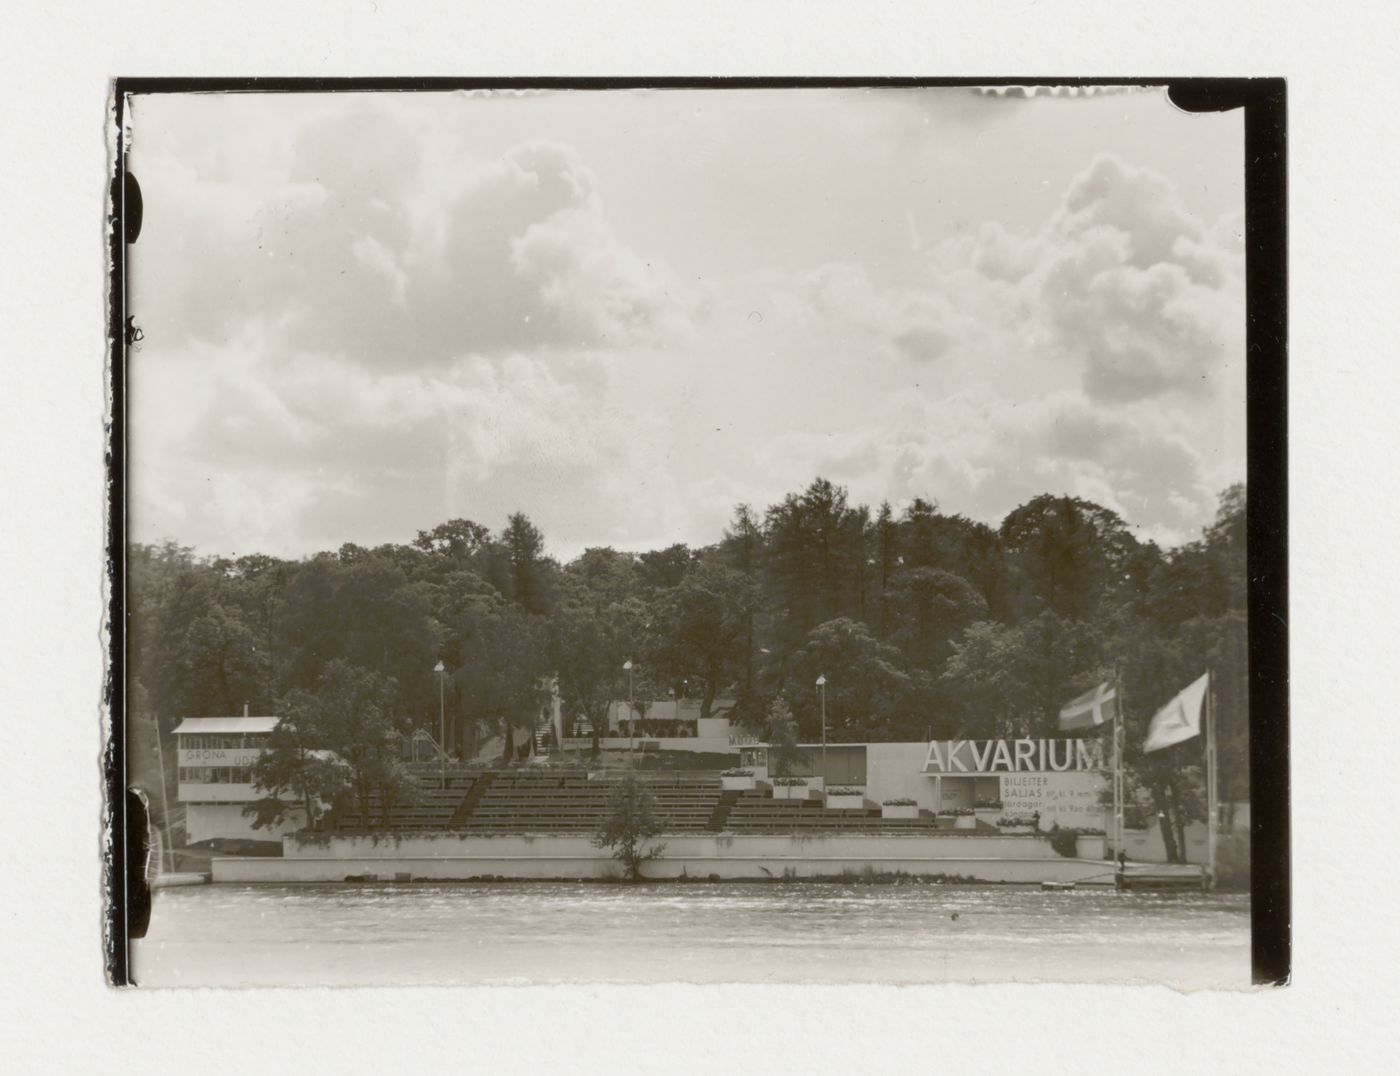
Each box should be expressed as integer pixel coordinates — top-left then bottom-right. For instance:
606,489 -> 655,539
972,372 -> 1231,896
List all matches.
178,765 -> 255,784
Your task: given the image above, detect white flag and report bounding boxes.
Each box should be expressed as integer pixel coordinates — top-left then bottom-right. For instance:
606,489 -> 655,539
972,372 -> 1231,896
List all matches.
1059,681 -> 1118,731
1143,672 -> 1209,753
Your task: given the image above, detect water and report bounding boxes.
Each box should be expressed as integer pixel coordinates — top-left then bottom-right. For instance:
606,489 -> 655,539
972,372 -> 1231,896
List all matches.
131,882 -> 1251,988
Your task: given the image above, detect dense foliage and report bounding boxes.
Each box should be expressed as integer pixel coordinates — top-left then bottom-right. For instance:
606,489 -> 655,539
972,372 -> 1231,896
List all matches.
129,477 -> 1247,858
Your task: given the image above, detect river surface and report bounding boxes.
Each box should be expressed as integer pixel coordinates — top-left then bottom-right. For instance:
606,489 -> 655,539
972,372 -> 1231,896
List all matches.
131,882 -> 1250,989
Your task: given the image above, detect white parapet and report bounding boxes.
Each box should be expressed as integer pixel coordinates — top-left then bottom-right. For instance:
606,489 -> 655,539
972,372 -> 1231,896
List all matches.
219,831 -> 1112,885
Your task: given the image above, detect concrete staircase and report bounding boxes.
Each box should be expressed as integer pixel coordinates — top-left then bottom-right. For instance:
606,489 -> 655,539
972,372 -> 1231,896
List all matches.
532,713 -> 555,754
707,789 -> 740,832
449,771 -> 496,826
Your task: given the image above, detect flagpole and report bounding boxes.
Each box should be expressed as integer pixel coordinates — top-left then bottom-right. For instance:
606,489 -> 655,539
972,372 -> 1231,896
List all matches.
1205,668 -> 1218,890
1113,664 -> 1124,864
152,712 -> 175,875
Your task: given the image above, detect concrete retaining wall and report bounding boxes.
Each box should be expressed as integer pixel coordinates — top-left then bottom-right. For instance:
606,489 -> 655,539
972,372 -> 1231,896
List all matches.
211,831 -> 1116,884
561,736 -> 736,754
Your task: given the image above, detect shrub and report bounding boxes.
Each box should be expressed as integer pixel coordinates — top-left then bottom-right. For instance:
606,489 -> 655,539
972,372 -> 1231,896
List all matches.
1046,826 -> 1104,857
771,776 -> 808,786
827,787 -> 863,796
996,815 -> 1037,828
882,797 -> 918,806
975,798 -> 1004,810
940,807 -> 974,817
1047,827 -> 1079,857
720,768 -> 754,777
591,773 -> 666,881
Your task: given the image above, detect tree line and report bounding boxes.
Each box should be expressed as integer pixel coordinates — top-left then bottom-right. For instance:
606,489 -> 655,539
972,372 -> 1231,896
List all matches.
129,478 -> 1248,854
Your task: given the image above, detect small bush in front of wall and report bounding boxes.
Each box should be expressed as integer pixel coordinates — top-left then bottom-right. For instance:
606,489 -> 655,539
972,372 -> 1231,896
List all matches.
974,798 -> 1004,809
997,815 -> 1037,828
771,777 -> 808,786
882,797 -> 918,806
720,768 -> 754,777
1048,827 -> 1078,857
827,787 -> 863,796
1046,826 -> 1104,857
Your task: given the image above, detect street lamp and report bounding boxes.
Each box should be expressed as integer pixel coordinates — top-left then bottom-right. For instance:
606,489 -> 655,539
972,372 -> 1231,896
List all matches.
623,660 -> 634,752
816,675 -> 827,788
434,661 -> 446,788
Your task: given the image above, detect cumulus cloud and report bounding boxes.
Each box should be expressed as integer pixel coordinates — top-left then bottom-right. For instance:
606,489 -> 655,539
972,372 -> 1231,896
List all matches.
130,332 -> 666,555
133,119 -> 696,369
758,390 -> 1221,545
734,154 -> 1242,409
794,263 -> 971,364
1022,155 -> 1243,402
128,92 -> 1244,559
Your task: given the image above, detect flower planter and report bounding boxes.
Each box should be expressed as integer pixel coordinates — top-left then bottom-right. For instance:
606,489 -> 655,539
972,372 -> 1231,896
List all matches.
770,783 -> 809,800
825,792 -> 865,810
721,775 -> 756,792
953,814 -> 977,830
881,804 -> 920,819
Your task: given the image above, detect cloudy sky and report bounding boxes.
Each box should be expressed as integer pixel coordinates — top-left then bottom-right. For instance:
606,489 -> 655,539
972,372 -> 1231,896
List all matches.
128,86 -> 1245,561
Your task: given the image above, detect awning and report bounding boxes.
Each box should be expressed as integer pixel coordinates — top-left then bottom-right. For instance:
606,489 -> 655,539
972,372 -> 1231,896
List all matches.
170,716 -> 280,735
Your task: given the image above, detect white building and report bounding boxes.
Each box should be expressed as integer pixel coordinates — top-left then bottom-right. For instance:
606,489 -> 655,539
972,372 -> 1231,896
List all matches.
172,714 -> 306,843
738,738 -> 1110,830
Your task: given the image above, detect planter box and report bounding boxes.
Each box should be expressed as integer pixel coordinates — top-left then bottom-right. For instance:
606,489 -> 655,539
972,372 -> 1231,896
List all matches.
825,792 -> 865,810
1000,825 -> 1035,835
1076,834 -> 1107,860
770,783 -> 810,800
881,804 -> 919,819
953,814 -> 977,830
721,775 -> 756,792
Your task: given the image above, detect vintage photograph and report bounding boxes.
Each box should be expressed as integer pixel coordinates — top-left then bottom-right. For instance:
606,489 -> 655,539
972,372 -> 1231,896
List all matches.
116,83 -> 1269,987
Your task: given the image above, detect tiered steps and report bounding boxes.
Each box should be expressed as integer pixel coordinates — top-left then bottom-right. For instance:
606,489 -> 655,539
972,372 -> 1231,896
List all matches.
461,771 -> 721,834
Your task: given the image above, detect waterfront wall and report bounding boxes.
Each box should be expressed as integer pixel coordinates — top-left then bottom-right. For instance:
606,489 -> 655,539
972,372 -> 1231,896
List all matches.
211,831 -> 1117,885
561,736 -> 737,754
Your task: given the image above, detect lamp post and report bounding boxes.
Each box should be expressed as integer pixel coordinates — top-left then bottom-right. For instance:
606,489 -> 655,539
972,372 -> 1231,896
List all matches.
623,660 -> 634,752
816,675 -> 827,789
434,661 -> 446,788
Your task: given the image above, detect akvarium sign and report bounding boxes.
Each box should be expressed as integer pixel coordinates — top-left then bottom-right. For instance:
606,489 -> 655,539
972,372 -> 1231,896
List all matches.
922,739 -> 1102,774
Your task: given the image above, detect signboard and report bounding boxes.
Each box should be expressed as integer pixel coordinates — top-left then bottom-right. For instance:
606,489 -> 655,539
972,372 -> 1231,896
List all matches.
177,747 -> 262,766
922,739 -> 1103,774
999,772 -> 1106,830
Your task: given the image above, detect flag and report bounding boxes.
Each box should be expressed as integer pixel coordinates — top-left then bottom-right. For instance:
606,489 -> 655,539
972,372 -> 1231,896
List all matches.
1058,681 -> 1118,731
1143,672 -> 1209,753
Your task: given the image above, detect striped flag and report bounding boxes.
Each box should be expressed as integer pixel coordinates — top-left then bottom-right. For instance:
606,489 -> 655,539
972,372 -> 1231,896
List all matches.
1143,673 -> 1209,753
1058,681 -> 1118,731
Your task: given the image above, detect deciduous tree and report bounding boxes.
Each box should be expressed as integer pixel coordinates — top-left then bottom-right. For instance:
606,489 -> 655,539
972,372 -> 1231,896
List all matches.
592,772 -> 666,881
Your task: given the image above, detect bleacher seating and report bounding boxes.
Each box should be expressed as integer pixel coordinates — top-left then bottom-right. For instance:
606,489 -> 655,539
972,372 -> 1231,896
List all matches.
323,770 -> 989,835
460,771 -> 722,834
